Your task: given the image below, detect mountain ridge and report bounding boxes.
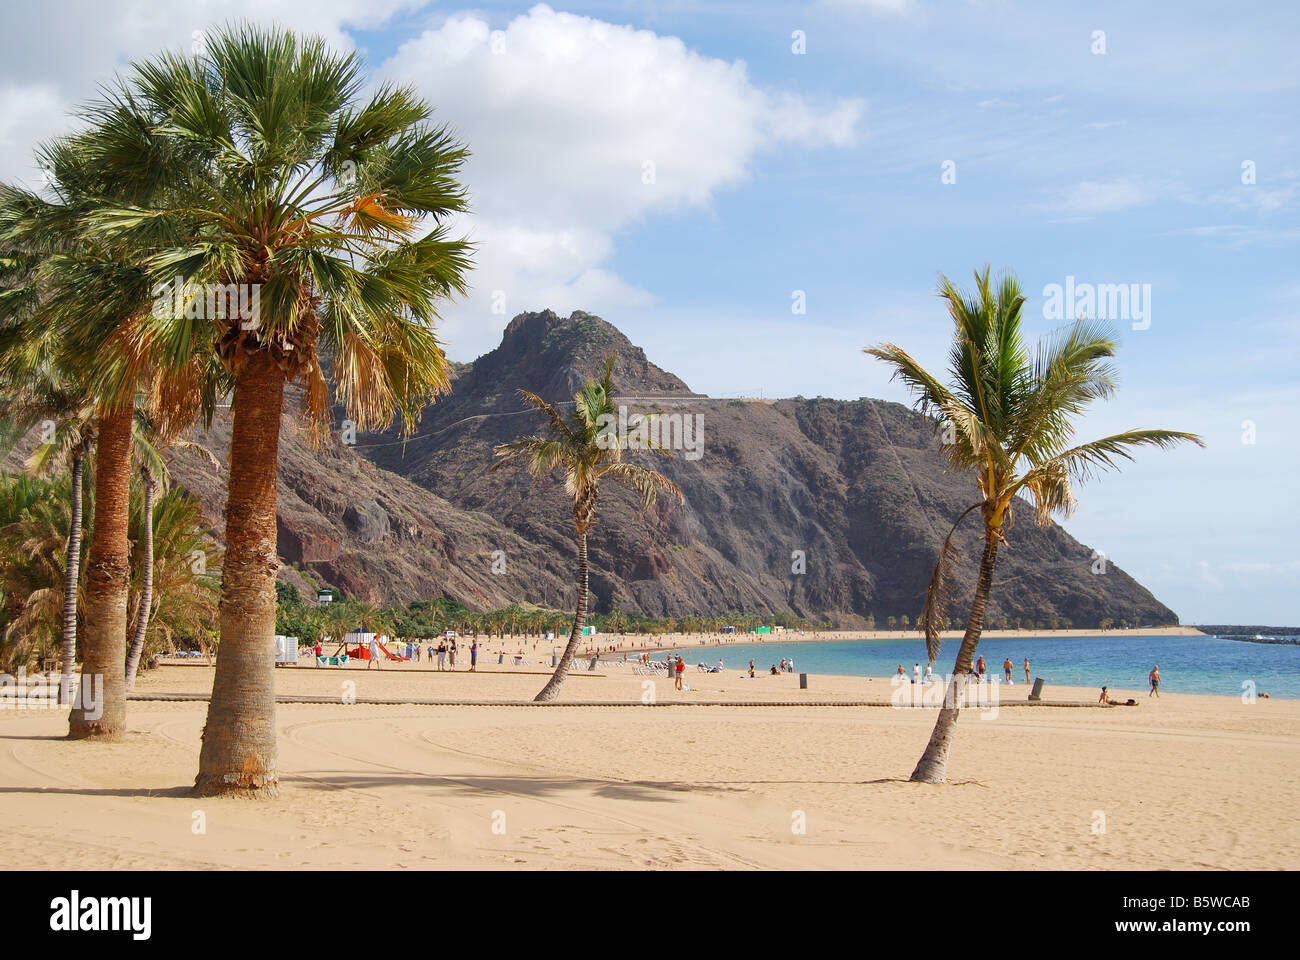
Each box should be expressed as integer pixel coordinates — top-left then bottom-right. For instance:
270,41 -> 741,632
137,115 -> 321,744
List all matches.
319,309 -> 1180,628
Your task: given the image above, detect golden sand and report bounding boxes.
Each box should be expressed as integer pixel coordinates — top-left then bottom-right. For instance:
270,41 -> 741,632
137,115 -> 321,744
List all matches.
1,657 -> 1294,870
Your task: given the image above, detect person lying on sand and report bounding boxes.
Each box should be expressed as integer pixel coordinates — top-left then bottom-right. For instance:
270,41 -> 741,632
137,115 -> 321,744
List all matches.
1099,686 -> 1137,706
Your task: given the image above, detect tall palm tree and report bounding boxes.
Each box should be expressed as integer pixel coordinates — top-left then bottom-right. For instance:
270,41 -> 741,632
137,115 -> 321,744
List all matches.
0,142 -> 164,740
86,25 -> 473,796
493,356 -> 683,701
866,267 -> 1202,783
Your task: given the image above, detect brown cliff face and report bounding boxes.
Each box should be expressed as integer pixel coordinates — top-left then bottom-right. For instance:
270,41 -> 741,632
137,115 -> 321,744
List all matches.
166,309 -> 1177,627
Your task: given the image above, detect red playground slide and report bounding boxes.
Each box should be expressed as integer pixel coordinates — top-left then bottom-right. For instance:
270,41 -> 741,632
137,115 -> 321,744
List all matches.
345,641 -> 409,661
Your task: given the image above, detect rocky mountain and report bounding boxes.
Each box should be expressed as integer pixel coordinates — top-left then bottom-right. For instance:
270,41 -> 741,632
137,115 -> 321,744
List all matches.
167,389 -> 577,612
310,308 -> 1179,628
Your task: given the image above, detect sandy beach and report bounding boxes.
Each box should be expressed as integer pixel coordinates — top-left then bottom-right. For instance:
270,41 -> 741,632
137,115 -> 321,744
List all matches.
2,657 -> 1295,870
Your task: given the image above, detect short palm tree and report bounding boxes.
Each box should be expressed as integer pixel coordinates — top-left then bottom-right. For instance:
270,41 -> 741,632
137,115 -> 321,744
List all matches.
85,25 -> 473,796
866,267 -> 1203,783
0,474 -> 76,672
493,356 -> 684,701
124,486 -> 222,670
123,414 -> 219,689
0,342 -> 94,690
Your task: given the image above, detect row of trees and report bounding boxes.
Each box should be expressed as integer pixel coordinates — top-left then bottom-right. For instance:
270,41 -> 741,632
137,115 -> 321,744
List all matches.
271,584 -> 824,646
272,587 -> 1136,652
0,23 -> 473,796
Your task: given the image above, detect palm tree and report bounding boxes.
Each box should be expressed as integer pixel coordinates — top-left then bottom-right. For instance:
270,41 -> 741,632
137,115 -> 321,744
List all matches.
124,487 -> 222,669
493,356 -> 683,701
0,127 -> 213,739
124,417 -> 218,688
0,473 -> 76,672
320,603 -> 355,652
866,266 -> 1202,783
85,25 -> 473,796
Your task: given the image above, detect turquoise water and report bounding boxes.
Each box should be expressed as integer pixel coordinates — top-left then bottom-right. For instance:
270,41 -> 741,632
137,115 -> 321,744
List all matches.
674,633 -> 1300,699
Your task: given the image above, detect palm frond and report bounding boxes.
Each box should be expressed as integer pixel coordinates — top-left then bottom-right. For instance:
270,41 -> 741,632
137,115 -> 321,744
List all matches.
863,343 -> 952,417
599,461 -> 684,509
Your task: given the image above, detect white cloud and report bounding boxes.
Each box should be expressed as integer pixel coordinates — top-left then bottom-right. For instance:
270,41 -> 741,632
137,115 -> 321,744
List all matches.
824,0 -> 920,18
381,4 -> 863,358
1059,179 -> 1155,216
0,0 -> 432,184
0,84 -> 66,186
1162,225 -> 1300,245
1203,180 -> 1299,216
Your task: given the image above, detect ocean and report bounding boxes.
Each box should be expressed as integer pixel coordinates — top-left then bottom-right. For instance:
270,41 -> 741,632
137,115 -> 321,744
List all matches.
669,633 -> 1300,699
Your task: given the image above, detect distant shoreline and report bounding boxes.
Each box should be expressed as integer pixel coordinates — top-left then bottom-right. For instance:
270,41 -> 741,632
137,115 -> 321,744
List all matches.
593,625 -> 1204,656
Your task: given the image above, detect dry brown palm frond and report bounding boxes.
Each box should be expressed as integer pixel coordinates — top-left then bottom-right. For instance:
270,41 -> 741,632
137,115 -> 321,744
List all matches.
920,502 -> 983,662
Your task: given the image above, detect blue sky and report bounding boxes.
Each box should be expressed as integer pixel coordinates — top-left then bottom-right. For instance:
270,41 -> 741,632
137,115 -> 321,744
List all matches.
1,1 -> 1296,623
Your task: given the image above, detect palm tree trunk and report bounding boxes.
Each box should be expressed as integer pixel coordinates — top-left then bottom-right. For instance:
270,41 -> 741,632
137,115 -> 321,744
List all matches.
534,530 -> 588,702
194,354 -> 285,798
909,530 -> 1000,784
59,442 -> 86,699
69,404 -> 133,740
124,466 -> 155,691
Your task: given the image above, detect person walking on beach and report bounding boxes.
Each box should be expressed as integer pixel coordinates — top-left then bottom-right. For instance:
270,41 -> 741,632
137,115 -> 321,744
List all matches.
780,658 -> 787,672
1149,664 -> 1161,697
976,655 -> 987,680
1024,658 -> 1030,683
924,663 -> 933,684
470,639 -> 478,672
436,641 -> 447,671
675,655 -> 685,690
787,656 -> 794,673
913,663 -> 921,685
368,636 -> 380,670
